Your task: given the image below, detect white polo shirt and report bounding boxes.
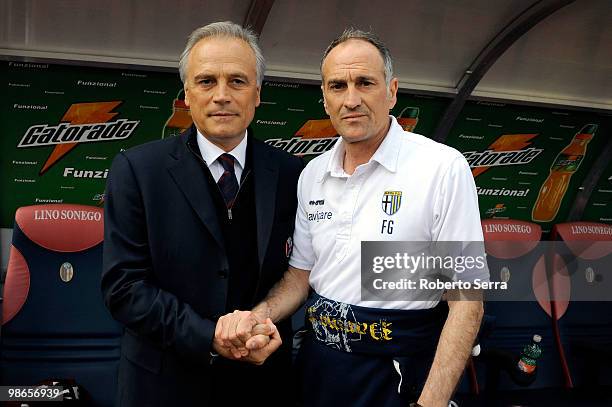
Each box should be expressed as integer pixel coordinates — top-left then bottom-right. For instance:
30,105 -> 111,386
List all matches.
289,116 -> 487,309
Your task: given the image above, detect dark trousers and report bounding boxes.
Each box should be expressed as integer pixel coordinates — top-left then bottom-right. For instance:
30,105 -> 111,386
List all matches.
296,335 -> 411,407
211,350 -> 293,406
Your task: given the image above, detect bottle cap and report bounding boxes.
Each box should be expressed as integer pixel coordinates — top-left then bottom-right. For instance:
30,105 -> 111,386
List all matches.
533,334 -> 542,343
398,106 -> 419,119
580,124 -> 598,135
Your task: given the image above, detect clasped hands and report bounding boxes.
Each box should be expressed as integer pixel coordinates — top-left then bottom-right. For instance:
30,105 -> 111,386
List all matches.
213,310 -> 281,365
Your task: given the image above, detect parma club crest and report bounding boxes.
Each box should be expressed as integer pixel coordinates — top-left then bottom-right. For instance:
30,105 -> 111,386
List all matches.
382,191 -> 402,216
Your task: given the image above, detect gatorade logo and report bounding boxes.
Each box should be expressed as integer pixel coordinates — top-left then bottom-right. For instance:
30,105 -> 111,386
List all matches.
19,120 -> 137,147
16,102 -> 139,175
266,109 -> 418,157
266,136 -> 337,156
265,119 -> 338,156
463,134 -> 543,177
485,203 -> 507,217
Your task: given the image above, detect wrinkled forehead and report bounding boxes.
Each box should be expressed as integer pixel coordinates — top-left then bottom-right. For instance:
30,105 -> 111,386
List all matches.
321,39 -> 385,81
188,36 -> 256,70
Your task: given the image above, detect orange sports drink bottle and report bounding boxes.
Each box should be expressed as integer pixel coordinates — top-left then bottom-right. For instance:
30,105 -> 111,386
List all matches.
162,90 -> 192,138
396,106 -> 419,132
532,124 -> 597,222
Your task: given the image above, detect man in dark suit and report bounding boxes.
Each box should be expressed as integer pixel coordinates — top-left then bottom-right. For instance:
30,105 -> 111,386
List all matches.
101,21 -> 302,406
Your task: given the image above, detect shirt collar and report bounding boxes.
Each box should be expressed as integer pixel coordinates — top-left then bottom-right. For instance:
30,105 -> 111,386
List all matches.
196,129 -> 247,170
317,115 -> 402,182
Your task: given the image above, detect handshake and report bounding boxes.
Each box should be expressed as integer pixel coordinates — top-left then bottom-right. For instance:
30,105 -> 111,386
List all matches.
212,309 -> 282,365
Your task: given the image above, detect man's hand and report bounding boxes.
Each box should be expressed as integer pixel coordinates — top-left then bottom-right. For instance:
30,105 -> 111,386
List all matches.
213,310 -> 276,361
240,318 -> 282,365
417,289 -> 484,407
215,310 -> 268,352
212,321 -> 271,359
212,266 -> 311,362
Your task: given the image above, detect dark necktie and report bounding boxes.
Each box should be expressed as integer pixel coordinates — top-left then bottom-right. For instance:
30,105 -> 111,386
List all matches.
217,153 -> 239,208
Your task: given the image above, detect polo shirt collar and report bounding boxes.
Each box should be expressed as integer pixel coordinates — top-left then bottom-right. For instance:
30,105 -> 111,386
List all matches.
317,115 -> 402,182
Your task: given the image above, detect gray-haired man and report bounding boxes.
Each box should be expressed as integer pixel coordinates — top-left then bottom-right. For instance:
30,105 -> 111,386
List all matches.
102,21 -> 302,406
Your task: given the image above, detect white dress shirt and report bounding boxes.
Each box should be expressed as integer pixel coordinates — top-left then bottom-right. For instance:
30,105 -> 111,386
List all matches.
196,129 -> 247,183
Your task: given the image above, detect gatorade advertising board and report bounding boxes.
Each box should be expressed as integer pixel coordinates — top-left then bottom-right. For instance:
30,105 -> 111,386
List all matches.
2,61 -> 181,229
1,60 -> 449,228
583,160 -> 612,224
162,83 -> 448,157
446,101 -> 612,232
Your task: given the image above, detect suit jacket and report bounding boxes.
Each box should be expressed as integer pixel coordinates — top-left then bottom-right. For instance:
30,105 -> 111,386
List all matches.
102,126 -> 303,406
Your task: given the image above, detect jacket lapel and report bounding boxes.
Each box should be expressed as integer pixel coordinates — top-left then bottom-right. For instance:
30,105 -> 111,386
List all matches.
166,128 -> 225,249
251,137 -> 279,269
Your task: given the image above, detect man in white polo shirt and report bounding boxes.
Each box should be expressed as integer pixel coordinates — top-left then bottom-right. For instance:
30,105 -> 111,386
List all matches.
217,28 -> 487,407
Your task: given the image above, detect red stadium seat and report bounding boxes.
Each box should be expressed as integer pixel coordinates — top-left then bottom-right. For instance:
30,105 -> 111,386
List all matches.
552,222 -> 612,389
478,219 -> 567,392
1,204 -> 121,407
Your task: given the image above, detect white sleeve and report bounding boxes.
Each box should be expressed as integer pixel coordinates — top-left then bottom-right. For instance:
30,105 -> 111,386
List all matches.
288,172 -> 315,271
432,154 -> 484,241
432,154 -> 489,282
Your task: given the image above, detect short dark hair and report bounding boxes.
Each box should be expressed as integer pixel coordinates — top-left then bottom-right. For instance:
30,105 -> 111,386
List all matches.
321,28 -> 393,86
